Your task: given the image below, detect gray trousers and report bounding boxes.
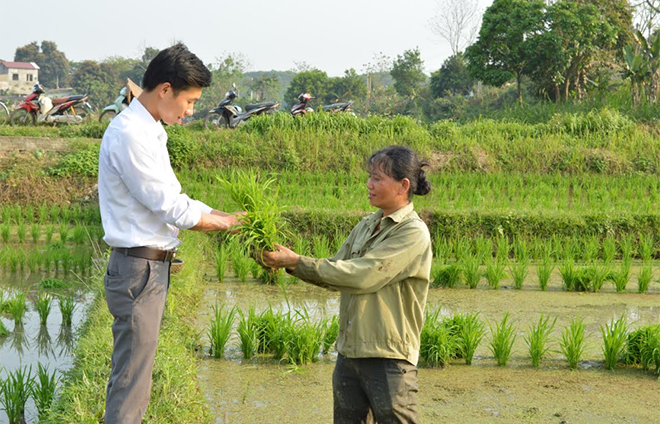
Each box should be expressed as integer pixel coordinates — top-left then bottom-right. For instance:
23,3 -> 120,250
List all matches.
103,249 -> 170,424
333,354 -> 419,424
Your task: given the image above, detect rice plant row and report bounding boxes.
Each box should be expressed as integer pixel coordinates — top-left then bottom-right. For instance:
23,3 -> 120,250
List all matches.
0,289 -> 76,328
0,204 -> 102,226
0,363 -> 59,424
0,245 -> 95,277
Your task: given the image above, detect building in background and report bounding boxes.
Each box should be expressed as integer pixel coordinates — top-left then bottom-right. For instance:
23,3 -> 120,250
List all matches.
0,61 -> 40,94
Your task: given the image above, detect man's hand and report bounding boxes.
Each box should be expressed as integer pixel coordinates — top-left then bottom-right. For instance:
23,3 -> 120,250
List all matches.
261,244 -> 299,271
190,211 -> 245,233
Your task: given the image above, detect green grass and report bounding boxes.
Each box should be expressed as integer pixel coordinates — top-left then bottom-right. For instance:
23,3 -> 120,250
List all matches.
236,306 -> 259,359
488,313 -> 517,367
485,258 -> 506,290
32,363 -> 58,420
35,293 -> 53,326
524,314 -> 556,368
419,309 -> 458,368
601,316 -> 628,371
455,312 -> 485,366
208,304 -> 235,359
0,365 -> 34,424
560,317 -> 587,370
58,294 -> 75,326
510,260 -> 528,290
7,292 -> 27,326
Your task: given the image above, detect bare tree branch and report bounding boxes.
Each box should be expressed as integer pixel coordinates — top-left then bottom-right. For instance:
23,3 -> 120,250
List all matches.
429,0 -> 481,55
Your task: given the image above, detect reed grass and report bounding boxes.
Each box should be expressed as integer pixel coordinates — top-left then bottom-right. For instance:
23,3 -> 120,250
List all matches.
58,294 -> 75,326
32,363 -> 58,420
35,292 -> 53,326
524,314 -> 556,367
455,312 -> 485,365
559,317 -> 587,369
0,366 -> 34,424
488,312 -> 516,367
208,303 -> 236,359
601,315 -> 628,370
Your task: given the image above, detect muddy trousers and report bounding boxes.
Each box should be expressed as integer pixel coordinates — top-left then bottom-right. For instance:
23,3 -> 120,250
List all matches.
103,250 -> 170,424
333,354 -> 419,424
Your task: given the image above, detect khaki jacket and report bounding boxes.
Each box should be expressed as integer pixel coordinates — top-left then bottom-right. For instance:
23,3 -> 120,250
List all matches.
291,202 -> 432,365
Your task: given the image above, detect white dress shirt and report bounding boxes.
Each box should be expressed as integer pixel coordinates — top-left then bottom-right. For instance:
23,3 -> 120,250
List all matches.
98,98 -> 212,250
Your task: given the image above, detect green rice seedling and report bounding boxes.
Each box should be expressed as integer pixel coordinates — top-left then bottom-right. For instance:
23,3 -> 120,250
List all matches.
60,249 -> 72,276
7,292 -> 27,325
433,237 -> 451,263
0,320 -> 8,337
619,234 -> 634,260
495,236 -> 510,261
638,233 -> 655,262
601,315 -> 628,370
537,256 -> 554,291
60,206 -> 71,224
254,307 -> 281,354
58,223 -> 70,244
37,205 -> 48,223
559,316 -> 587,369
250,260 -> 260,280
474,236 -> 492,262
524,314 -> 556,367
461,256 -> 481,289
559,260 -> 576,291
510,260 -> 528,290
208,303 -> 236,359
332,230 -> 347,254
637,265 -> 653,294
455,312 -> 485,365
312,234 -> 331,259
71,205 -> 83,222
488,312 -> 516,367
1,206 -> 11,223
40,278 -> 68,289
45,224 -> 54,244
432,263 -> 462,288
58,294 -> 75,326
35,293 -> 53,326
419,309 -> 457,368
0,222 -> 10,243
611,259 -> 631,292
285,313 -> 324,366
572,267 -> 595,292
322,315 -> 339,353
16,223 -> 26,244
72,225 -> 86,245
583,236 -> 600,263
237,306 -> 259,359
630,325 -> 660,373
0,365 -> 34,424
30,224 -> 40,243
231,247 -> 252,282
513,237 -> 529,262
603,237 -> 617,262
31,363 -> 58,420
485,258 -> 507,290
623,326 -> 654,365
454,238 -> 471,262
10,205 -> 22,224
293,236 -> 311,257
269,311 -> 293,360
215,244 -> 229,282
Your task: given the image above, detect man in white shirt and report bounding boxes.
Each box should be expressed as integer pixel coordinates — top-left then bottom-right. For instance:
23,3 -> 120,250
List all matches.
98,43 -> 240,424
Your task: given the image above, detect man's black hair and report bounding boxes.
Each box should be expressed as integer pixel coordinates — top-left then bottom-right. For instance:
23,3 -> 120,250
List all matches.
142,43 -> 212,94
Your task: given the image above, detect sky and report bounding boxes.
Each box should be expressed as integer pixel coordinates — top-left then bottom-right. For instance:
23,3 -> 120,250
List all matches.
0,0 -> 490,77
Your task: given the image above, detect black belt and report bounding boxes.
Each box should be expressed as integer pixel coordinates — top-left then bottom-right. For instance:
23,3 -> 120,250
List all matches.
113,246 -> 177,262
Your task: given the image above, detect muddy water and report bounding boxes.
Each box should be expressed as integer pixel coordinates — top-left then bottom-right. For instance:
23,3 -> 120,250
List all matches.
196,272 -> 660,424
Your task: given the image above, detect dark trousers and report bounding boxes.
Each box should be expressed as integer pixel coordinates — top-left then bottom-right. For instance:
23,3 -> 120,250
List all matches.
333,353 -> 419,424
103,250 -> 170,424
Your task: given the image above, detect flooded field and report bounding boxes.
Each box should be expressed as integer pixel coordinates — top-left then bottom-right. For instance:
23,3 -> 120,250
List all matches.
196,271 -> 660,424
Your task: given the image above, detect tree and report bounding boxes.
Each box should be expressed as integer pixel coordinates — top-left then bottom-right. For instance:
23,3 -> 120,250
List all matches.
14,41 -> 70,88
197,52 -> 249,114
464,0 -> 545,106
429,0 -> 481,55
390,48 -> 426,98
71,60 -> 116,108
430,53 -> 474,97
284,69 -> 331,108
249,75 -> 280,102
327,69 -> 367,103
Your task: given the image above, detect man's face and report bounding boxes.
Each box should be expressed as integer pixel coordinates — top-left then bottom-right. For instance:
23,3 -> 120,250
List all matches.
158,84 -> 203,125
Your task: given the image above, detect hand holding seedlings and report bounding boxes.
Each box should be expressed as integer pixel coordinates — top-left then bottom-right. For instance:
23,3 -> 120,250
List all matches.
260,243 -> 299,270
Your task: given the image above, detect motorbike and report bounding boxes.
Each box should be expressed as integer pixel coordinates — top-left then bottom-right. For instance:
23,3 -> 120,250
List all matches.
290,92 -> 313,116
322,100 -> 354,114
99,78 -> 143,123
10,84 -> 93,126
205,84 -> 279,129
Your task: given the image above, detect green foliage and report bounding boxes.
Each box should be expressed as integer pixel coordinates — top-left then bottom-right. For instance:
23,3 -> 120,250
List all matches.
47,143 -> 100,178
524,314 -> 556,367
430,53 -> 474,98
32,363 -> 58,420
601,316 -> 628,370
208,304 -> 235,359
560,316 -> 587,369
455,312 -> 485,366
0,366 -> 34,424
488,312 -> 517,367
284,69 -> 330,108
391,48 -> 426,98
420,309 -> 459,367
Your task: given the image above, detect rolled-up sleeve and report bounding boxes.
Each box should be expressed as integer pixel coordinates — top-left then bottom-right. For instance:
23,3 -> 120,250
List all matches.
291,220 -> 430,295
112,131 -> 202,229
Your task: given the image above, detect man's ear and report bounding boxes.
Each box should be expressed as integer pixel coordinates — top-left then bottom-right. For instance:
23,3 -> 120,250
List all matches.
158,82 -> 172,98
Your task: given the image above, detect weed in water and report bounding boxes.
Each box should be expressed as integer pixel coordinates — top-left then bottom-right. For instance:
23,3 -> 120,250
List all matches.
488,312 -> 517,367
455,312 -> 485,366
601,315 -> 628,370
559,316 -> 587,369
58,294 -> 75,326
524,314 -> 556,367
35,292 -> 53,326
32,363 -> 58,420
208,303 -> 236,359
0,365 -> 34,424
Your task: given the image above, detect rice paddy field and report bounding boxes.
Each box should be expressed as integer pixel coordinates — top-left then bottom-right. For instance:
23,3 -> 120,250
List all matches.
1,110 -> 660,423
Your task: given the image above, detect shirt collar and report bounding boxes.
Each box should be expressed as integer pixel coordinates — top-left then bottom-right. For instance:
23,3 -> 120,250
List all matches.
372,202 -> 415,224
129,97 -> 167,141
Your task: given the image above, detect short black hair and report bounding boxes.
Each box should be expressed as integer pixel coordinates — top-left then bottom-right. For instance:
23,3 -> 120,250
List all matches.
142,43 -> 211,94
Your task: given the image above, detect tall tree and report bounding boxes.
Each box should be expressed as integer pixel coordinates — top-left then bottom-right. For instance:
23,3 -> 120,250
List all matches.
464,0 -> 546,106
284,69 -> 331,108
14,41 -> 70,88
249,75 -> 280,102
390,48 -> 426,98
328,68 -> 367,103
430,53 -> 474,97
429,0 -> 481,55
71,60 -> 116,107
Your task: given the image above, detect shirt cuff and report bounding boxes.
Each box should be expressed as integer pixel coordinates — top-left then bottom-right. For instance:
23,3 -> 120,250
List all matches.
174,201 -> 202,230
194,200 -> 213,215
290,256 -> 318,280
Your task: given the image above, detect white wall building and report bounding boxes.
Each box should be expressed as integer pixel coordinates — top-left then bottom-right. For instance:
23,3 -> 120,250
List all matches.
0,61 -> 40,94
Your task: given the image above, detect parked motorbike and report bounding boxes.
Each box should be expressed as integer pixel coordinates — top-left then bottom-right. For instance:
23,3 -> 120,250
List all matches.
99,78 -> 143,123
205,85 -> 279,129
10,84 -> 93,126
290,92 -> 313,116
322,100 -> 354,114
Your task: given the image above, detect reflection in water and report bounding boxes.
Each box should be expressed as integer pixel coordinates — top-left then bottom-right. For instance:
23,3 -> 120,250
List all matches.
35,325 -> 55,358
57,325 -> 74,357
9,324 -> 30,355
